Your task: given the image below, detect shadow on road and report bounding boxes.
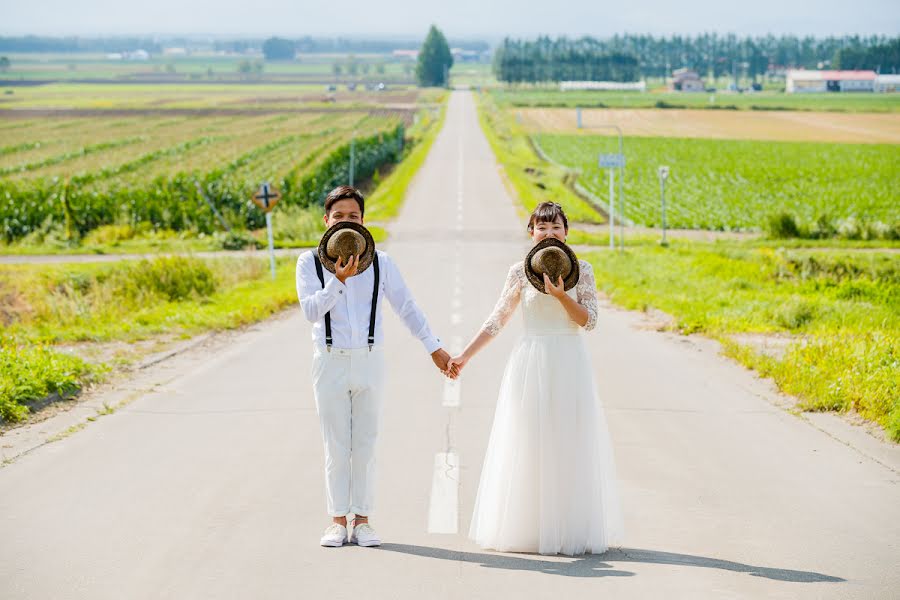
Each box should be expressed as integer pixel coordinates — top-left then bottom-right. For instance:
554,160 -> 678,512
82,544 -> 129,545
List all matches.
377,543 -> 633,578
376,544 -> 845,583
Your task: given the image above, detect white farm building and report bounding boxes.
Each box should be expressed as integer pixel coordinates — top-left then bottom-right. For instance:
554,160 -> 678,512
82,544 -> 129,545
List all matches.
874,74 -> 900,93
786,69 -> 876,93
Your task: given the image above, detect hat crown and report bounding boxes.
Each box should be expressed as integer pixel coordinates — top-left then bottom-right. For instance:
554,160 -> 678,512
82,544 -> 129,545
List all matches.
530,246 -> 572,282
326,229 -> 366,262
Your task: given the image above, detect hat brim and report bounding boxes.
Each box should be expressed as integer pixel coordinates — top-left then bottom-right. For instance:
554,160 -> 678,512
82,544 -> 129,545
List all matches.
524,237 -> 580,294
317,221 -> 376,275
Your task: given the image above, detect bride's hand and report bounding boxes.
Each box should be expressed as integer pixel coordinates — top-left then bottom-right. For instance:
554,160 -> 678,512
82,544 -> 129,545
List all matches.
447,355 -> 468,377
543,273 -> 566,299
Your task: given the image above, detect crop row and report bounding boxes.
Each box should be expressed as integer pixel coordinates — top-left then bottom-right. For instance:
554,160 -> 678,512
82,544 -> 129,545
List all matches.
0,123 -> 405,241
536,133 -> 900,232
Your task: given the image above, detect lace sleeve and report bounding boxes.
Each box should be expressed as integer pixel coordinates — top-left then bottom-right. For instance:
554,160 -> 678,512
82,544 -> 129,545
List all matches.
576,260 -> 599,331
481,263 -> 524,336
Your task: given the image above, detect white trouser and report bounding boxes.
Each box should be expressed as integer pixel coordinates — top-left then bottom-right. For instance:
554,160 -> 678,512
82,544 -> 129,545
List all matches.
311,345 -> 385,517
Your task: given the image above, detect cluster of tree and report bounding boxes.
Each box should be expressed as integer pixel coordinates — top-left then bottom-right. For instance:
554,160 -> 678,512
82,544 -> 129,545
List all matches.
217,36 -> 487,55
416,26 -> 453,87
331,57 -> 391,77
261,37 -> 295,60
493,34 -> 900,83
494,38 -> 639,83
0,34 -> 489,57
833,38 -> 900,72
0,36 -> 164,53
237,59 -> 264,77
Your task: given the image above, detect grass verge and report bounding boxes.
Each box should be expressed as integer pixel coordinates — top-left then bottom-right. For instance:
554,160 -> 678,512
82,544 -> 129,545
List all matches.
0,254 -> 300,424
583,239 -> 899,441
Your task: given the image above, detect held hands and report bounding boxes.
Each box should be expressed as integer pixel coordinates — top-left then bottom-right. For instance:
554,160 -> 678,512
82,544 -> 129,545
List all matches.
447,354 -> 468,378
431,348 -> 460,380
335,254 -> 360,284
543,273 -> 566,299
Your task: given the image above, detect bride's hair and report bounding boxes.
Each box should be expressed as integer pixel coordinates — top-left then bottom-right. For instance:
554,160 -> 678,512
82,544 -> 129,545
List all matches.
527,202 -> 569,233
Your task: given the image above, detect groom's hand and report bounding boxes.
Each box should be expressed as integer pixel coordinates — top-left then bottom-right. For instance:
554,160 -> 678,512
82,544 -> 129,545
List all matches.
447,355 -> 467,377
431,348 -> 458,379
335,254 -> 359,284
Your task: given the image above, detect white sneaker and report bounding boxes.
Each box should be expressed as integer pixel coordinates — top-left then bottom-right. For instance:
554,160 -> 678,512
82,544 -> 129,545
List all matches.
350,523 -> 381,547
320,523 -> 348,547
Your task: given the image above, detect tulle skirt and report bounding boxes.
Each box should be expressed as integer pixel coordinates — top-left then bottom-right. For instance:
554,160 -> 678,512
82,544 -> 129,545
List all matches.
469,333 -> 624,556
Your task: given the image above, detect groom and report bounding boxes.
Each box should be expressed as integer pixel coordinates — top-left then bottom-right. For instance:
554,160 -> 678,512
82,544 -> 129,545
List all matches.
296,185 -> 456,548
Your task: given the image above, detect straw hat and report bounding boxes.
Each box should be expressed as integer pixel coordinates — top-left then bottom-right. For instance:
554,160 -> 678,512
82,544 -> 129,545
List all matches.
317,221 -> 376,274
524,237 -> 580,293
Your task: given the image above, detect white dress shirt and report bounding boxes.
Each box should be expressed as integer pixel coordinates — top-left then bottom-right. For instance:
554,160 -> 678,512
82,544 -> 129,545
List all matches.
296,249 -> 442,353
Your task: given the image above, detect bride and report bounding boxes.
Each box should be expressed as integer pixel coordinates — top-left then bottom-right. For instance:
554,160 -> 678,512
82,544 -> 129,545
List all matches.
449,201 -> 624,556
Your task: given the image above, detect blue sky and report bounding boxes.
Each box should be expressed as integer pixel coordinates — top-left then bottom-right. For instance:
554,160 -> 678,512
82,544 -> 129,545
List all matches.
3,0 -> 899,38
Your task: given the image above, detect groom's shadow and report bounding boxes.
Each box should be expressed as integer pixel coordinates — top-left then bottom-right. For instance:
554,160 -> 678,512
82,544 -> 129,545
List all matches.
376,544 -> 844,583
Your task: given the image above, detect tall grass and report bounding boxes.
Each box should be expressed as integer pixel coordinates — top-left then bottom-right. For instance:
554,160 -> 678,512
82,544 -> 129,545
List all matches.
1,254 -> 301,423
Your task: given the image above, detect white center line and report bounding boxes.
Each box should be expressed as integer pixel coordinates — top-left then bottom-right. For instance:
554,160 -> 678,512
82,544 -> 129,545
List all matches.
426,105 -> 465,537
427,451 -> 459,534
442,378 -> 461,407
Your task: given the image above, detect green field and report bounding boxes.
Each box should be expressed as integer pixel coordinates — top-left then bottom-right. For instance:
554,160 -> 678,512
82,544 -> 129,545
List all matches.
0,109 -> 406,244
490,88 -> 900,113
0,53 -> 420,82
0,82 -> 430,110
0,82 -> 448,248
536,133 -> 900,235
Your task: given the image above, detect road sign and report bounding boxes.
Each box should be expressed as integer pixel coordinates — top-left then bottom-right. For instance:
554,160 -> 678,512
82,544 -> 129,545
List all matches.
658,166 -> 670,181
251,182 -> 280,280
598,153 -> 625,169
252,183 -> 281,213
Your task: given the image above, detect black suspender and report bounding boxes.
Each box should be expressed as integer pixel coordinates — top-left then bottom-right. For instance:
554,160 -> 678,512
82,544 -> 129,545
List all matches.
313,253 -> 380,351
368,254 -> 380,349
313,255 -> 333,348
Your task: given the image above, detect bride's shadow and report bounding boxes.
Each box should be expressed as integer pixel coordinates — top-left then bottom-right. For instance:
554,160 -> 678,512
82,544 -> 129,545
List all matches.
376,544 -> 844,583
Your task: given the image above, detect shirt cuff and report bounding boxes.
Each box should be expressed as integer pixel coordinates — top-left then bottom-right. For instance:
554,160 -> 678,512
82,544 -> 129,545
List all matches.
323,276 -> 346,298
422,335 -> 442,355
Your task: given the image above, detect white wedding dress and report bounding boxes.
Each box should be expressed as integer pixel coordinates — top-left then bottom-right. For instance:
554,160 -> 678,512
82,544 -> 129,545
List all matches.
468,260 -> 624,556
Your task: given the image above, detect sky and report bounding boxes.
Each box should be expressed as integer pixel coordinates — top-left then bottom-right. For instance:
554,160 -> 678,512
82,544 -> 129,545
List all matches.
2,0 -> 899,39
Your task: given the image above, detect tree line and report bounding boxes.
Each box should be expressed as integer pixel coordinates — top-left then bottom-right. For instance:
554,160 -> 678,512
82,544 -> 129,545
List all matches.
493,34 -> 900,83
0,35 -> 488,56
0,36 -> 164,53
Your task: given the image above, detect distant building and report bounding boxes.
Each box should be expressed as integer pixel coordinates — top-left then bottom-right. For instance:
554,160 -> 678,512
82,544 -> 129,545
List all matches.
125,49 -> 150,61
392,49 -> 418,61
163,47 -> 188,57
874,74 -> 900,93
786,69 -> 876,93
560,81 -> 646,92
451,48 -> 481,62
671,68 -> 705,92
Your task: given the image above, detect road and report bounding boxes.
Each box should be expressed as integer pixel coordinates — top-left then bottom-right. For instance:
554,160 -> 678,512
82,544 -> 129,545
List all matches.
1,90 -> 897,599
